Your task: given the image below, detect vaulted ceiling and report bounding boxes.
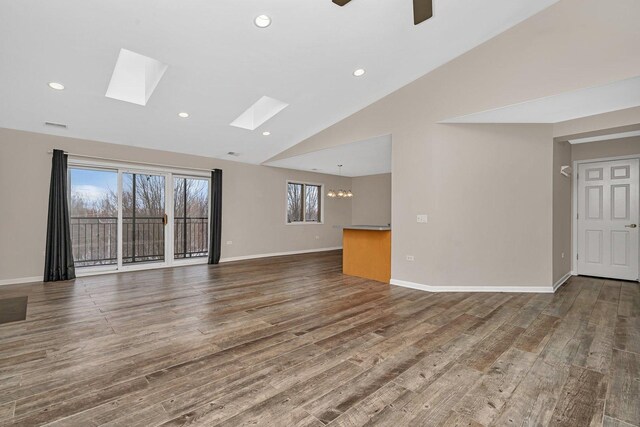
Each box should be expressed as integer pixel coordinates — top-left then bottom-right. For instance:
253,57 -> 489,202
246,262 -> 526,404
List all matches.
0,0 -> 557,164
442,75 -> 640,124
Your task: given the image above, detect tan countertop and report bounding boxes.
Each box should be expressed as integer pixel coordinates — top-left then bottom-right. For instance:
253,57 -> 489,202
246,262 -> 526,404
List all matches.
343,225 -> 391,231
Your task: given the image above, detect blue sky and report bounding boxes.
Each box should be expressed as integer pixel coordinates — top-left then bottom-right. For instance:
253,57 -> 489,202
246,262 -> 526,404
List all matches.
70,168 -> 117,203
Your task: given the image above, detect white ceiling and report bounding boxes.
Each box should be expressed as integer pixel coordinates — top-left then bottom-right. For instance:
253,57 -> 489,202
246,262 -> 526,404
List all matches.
441,75 -> 640,124
0,0 -> 557,164
265,134 -> 391,177
569,130 -> 640,144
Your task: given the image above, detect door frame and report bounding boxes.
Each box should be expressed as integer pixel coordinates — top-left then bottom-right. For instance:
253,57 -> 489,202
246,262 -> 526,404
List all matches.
117,167 -> 171,271
571,154 -> 640,280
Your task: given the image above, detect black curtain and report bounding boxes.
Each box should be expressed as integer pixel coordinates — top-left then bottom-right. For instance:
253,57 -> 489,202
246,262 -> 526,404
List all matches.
44,149 -> 76,282
208,169 -> 222,264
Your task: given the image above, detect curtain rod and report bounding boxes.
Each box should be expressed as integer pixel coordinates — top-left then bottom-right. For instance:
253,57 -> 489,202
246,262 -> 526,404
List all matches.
47,150 -> 217,173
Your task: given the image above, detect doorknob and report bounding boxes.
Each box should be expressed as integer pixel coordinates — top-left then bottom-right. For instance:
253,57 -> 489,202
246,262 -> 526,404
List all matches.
625,224 -> 637,228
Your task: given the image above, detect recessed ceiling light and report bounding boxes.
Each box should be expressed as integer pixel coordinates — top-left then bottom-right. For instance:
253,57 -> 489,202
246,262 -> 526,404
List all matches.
254,15 -> 271,28
48,82 -> 65,90
178,112 -> 189,118
262,131 -> 271,136
353,69 -> 366,77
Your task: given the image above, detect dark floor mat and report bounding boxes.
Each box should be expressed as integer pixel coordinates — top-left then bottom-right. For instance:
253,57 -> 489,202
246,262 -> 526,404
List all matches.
0,296 -> 28,324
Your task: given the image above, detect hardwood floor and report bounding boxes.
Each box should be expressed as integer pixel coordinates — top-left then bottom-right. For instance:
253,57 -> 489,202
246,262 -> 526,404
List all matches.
0,250 -> 638,426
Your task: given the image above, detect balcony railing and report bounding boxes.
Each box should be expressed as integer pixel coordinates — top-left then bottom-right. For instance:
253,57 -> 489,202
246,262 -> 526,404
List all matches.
122,216 -> 165,264
174,217 -> 209,259
70,217 -> 118,267
70,216 -> 208,267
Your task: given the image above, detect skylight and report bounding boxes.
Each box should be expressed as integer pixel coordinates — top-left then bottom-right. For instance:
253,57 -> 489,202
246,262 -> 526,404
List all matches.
105,49 -> 168,106
230,96 -> 289,131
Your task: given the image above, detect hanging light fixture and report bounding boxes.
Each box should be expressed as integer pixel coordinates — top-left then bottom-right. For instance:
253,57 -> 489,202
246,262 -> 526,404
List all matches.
327,165 -> 353,199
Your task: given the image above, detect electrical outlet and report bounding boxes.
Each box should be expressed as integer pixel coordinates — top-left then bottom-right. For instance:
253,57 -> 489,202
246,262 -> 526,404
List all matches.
561,252 -> 565,259
417,214 -> 428,223
406,255 -> 414,261
226,241 -> 233,245
315,235 -> 320,240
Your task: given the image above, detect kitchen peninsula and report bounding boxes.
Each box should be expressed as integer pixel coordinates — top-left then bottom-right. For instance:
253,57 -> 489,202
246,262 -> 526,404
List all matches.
342,225 -> 391,283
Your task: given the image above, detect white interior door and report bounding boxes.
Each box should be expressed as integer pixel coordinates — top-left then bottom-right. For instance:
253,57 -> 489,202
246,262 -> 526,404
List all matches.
577,159 -> 639,280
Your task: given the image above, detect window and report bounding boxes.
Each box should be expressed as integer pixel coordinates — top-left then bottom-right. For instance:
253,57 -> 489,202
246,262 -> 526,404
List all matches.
287,182 -> 322,223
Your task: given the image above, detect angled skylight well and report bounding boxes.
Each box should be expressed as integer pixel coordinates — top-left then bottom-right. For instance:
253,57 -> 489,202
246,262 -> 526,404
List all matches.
230,96 -> 289,131
105,49 -> 168,106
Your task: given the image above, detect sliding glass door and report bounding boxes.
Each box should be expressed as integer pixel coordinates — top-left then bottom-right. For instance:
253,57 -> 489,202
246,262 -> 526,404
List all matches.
68,163 -> 209,273
122,172 -> 166,265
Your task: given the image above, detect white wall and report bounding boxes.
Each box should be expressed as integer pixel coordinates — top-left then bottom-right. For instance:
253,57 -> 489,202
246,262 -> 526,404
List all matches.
551,111 -> 640,286
351,173 -> 392,226
267,0 -> 640,290
553,107 -> 640,140
553,140 -> 572,283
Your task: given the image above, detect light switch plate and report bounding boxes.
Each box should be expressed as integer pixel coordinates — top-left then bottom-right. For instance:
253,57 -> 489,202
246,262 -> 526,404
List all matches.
417,214 -> 428,223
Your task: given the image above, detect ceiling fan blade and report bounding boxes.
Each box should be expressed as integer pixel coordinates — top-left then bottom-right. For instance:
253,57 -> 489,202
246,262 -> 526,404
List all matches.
413,0 -> 433,25
332,0 -> 352,6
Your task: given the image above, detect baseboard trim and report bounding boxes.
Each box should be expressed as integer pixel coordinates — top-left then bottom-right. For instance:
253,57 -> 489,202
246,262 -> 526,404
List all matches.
220,247 -> 342,263
552,271 -> 574,292
389,278 -> 556,293
0,276 -> 42,287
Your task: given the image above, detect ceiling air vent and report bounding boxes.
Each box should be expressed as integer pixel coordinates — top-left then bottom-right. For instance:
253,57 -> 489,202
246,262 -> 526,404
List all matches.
44,122 -> 67,129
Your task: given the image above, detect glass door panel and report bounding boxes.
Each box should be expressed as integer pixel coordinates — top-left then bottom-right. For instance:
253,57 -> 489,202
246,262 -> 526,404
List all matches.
122,172 -> 166,264
69,167 -> 118,268
174,177 -> 209,259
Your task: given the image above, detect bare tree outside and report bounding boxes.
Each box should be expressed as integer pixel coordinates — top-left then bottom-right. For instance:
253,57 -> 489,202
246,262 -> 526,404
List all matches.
287,183 -> 321,223
305,185 -> 320,222
174,177 -> 209,259
122,173 -> 165,217
69,168 -> 119,266
121,173 -> 166,263
287,183 -> 304,223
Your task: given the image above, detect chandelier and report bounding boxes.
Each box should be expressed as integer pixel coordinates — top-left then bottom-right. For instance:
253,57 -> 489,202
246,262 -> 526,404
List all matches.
327,165 -> 353,198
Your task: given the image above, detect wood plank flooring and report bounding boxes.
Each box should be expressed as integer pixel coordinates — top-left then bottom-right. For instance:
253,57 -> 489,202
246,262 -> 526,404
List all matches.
0,250 -> 638,426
